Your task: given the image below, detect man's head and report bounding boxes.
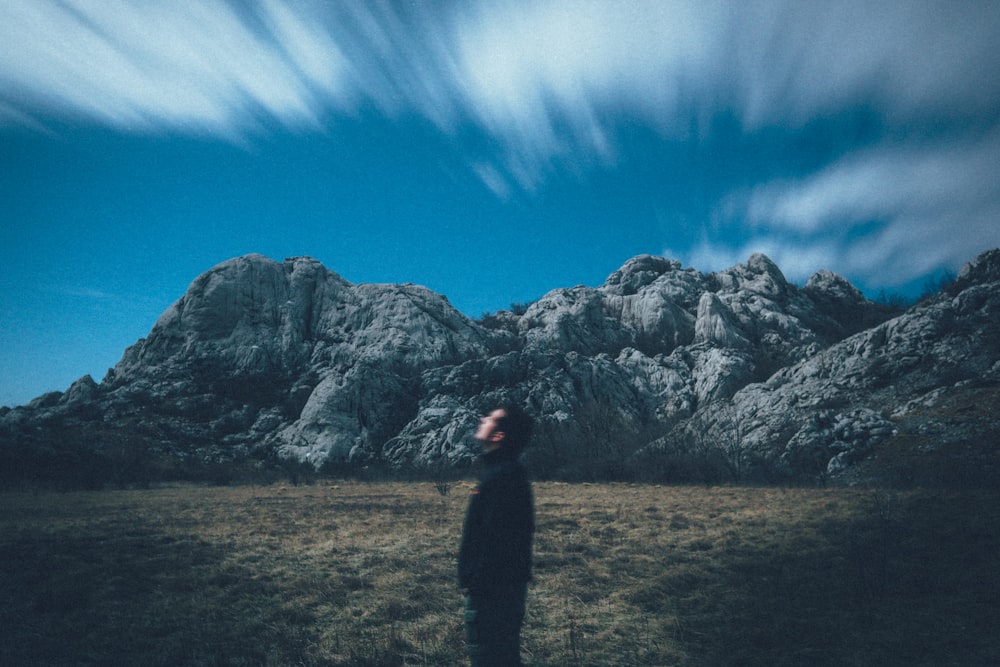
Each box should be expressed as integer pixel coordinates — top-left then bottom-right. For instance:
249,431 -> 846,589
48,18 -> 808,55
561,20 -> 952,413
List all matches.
474,404 -> 534,455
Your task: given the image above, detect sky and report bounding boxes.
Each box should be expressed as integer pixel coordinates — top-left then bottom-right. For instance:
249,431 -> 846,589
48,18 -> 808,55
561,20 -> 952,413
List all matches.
2,1 -> 999,408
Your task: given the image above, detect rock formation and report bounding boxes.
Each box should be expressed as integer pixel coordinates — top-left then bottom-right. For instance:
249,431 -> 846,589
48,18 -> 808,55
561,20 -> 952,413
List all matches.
3,248 -> 998,486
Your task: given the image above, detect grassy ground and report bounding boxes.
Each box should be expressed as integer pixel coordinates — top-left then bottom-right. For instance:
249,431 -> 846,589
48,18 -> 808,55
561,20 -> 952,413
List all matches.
1,481 -> 997,666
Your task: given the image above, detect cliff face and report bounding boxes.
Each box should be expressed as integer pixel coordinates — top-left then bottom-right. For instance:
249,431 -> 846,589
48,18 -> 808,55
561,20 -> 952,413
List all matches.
677,248 -> 1000,483
4,249 -> 998,484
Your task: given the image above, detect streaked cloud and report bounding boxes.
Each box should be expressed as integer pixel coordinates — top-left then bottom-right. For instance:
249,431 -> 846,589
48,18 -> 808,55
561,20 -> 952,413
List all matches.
449,1 -> 1000,185
726,1 -> 1000,129
451,0 -> 712,190
4,2 -> 997,160
714,128 -> 1000,288
54,285 -> 117,301
2,0 -> 998,292
0,0 -> 349,135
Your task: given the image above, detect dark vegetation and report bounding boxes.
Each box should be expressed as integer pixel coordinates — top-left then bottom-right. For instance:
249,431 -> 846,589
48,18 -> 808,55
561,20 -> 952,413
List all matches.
476,300 -> 533,331
873,269 -> 957,309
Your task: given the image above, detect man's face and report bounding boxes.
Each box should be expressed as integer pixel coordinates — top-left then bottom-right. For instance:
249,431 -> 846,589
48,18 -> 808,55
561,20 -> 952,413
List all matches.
474,408 -> 507,447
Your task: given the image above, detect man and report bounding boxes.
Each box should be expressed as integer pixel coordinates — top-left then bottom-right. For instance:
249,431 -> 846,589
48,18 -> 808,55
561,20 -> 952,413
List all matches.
458,404 -> 535,667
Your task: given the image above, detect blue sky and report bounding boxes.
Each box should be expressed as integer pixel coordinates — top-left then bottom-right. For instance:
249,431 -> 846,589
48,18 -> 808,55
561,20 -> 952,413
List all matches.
2,1 -> 999,408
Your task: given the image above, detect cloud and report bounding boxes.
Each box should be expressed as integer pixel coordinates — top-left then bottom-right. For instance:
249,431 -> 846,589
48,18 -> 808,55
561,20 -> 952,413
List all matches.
445,0 -> 1000,198
724,1 -> 1000,130
4,2 -> 998,147
55,285 -> 117,301
722,128 -> 1000,286
0,0 -> 349,135
450,0 -> 721,191
2,0 -> 999,292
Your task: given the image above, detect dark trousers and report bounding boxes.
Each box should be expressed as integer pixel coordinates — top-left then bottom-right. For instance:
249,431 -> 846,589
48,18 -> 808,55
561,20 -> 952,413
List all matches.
463,584 -> 527,667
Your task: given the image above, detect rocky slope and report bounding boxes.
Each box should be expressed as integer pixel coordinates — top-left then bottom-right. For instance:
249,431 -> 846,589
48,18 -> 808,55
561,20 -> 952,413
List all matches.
660,248 -> 1000,485
3,249 -> 998,485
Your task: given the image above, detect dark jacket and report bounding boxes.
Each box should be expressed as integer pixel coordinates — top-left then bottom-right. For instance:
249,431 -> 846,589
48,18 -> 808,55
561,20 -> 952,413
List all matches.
458,448 -> 534,593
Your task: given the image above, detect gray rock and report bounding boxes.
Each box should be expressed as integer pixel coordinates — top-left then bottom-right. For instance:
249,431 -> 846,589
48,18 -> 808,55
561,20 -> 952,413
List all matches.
4,248 -> 997,485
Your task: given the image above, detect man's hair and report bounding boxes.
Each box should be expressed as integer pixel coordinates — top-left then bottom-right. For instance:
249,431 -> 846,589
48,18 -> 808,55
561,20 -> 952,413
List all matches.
497,404 -> 534,454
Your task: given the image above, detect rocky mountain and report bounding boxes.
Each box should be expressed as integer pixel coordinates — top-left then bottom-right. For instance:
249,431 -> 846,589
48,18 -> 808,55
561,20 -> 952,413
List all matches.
658,248 -> 1000,486
3,249 -> 998,487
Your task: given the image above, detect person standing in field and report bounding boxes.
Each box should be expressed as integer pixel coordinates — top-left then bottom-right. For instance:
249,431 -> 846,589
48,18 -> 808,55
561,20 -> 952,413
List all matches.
458,404 -> 535,667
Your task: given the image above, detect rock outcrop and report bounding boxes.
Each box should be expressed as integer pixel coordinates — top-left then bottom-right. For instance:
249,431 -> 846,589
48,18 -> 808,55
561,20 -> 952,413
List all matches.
3,248 -> 998,486
655,249 -> 1000,484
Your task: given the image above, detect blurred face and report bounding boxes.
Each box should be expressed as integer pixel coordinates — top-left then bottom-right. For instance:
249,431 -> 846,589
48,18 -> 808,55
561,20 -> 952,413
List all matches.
474,408 -> 507,449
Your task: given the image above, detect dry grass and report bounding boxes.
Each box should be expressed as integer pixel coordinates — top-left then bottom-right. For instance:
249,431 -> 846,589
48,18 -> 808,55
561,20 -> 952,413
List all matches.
1,481 -> 997,666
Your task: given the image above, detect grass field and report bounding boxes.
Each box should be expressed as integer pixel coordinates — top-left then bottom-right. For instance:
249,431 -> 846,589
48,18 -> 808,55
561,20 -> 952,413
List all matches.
1,481 -> 997,666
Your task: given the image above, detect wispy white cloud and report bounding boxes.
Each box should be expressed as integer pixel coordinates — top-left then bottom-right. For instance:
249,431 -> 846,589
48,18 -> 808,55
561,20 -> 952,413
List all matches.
724,1 -> 1000,130
450,0 -> 721,193
721,128 -> 1000,287
2,0 -> 999,292
55,285 -> 117,301
441,0 -> 1000,219
0,0 -> 349,135
4,2 -> 998,150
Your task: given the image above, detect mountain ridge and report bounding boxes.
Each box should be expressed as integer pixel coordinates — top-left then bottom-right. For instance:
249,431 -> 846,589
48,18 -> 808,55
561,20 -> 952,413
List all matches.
3,249 -> 998,486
